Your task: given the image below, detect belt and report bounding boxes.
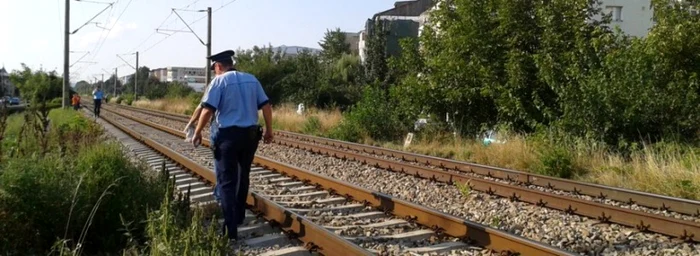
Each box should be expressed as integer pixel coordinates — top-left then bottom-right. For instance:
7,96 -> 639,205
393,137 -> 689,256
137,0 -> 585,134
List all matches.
219,125 -> 258,132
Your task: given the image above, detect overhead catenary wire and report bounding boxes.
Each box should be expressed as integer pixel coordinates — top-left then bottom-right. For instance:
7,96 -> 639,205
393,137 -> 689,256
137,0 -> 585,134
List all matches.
84,0 -> 118,60
142,0 -> 239,54
91,0 -> 239,81
81,0 -> 134,75
92,0 -> 134,57
70,0 -> 118,77
71,2 -> 114,34
98,2 -> 180,71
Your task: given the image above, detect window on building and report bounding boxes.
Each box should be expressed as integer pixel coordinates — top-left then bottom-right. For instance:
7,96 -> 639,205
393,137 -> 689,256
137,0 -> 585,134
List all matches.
606,6 -> 623,22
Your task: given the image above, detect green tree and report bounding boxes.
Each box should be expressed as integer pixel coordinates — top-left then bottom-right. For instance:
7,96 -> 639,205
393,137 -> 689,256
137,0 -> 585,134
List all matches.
123,66 -> 151,97
9,65 -> 64,104
319,28 -> 350,63
235,45 -> 294,104
74,80 -> 91,95
364,20 -> 389,86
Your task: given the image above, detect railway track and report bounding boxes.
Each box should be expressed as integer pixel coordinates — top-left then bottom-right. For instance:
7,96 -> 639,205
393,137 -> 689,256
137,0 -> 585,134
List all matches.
98,103 -> 700,255
83,103 -> 570,255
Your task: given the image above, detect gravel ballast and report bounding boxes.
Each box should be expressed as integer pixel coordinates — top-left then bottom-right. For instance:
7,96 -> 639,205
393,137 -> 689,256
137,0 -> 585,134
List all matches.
106,106 -> 700,255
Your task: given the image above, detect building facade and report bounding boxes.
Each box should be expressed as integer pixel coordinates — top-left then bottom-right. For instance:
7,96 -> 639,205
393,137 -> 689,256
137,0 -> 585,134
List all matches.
343,32 -> 360,55
150,68 -> 167,82
599,0 -> 654,37
147,66 -> 209,92
0,67 -> 16,96
358,0 -> 435,63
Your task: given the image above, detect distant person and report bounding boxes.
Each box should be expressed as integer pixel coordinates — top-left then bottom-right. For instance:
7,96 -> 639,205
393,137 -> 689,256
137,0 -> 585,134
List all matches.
71,93 -> 81,110
92,86 -> 103,118
190,50 -> 273,241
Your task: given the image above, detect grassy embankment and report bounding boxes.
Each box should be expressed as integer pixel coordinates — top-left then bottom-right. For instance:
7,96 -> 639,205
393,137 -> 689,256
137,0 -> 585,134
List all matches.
130,99 -> 699,200
0,107 -> 232,255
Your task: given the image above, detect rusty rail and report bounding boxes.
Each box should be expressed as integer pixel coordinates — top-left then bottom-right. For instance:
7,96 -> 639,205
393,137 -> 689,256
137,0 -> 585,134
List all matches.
107,103 -> 700,241
276,131 -> 700,217
273,136 -> 700,242
100,105 -> 574,255
96,109 -> 373,256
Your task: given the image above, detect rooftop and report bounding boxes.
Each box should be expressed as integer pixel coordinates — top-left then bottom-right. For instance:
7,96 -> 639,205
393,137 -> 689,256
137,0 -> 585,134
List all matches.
373,0 -> 434,18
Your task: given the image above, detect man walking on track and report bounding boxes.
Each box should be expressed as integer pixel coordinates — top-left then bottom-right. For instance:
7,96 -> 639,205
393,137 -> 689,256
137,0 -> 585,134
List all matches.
92,86 -> 103,118
191,49 -> 274,241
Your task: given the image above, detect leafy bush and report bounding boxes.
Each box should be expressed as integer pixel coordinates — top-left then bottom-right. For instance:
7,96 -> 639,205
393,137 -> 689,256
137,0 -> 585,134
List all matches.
535,145 -> 579,179
120,94 -> 135,105
332,86 -> 408,142
49,97 -> 62,105
302,116 -> 322,135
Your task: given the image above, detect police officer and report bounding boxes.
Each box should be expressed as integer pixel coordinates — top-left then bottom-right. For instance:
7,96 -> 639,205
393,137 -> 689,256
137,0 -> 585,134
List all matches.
92,85 -> 104,118
191,49 -> 273,241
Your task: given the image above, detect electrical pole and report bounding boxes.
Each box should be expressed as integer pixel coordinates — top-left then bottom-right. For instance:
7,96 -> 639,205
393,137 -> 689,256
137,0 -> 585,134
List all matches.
62,0 -> 70,108
206,7 -> 212,85
114,68 -> 117,96
117,53 -> 137,96
173,7 -> 212,85
135,51 -> 139,99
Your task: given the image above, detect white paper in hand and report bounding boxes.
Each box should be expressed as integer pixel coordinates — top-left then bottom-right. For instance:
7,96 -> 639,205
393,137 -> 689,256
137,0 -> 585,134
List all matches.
184,126 -> 195,142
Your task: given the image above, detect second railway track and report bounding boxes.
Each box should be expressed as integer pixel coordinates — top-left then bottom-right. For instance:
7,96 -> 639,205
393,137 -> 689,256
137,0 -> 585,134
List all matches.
98,103 -> 700,255
84,102 -> 571,256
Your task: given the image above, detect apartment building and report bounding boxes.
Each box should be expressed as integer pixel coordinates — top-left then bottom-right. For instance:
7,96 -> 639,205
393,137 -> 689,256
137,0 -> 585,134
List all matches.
147,66 -> 209,92
150,68 -> 168,82
358,0 -> 435,62
119,74 -> 134,85
343,32 -> 361,55
598,0 -> 654,37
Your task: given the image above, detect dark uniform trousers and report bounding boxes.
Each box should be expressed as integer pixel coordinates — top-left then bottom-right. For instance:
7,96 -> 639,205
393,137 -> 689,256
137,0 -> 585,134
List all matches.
212,125 -> 261,239
93,99 -> 102,117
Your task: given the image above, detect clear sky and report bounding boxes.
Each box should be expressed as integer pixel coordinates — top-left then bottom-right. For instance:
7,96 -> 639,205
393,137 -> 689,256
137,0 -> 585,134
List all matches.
0,0 -> 395,83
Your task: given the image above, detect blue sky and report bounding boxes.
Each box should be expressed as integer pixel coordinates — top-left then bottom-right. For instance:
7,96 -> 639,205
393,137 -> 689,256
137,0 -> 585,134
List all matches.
0,0 -> 395,82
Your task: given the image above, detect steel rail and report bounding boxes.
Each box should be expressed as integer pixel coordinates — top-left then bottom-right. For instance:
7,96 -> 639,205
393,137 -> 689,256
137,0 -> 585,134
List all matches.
273,136 -> 700,242
276,131 -> 700,217
95,108 -> 373,256
107,104 -> 700,241
113,103 -> 700,218
99,105 -> 575,256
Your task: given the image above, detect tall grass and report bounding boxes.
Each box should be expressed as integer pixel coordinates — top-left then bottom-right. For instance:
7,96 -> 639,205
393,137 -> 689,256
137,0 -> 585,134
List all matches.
0,108 -> 230,255
0,108 -> 166,254
263,103 -> 343,135
132,98 -> 194,115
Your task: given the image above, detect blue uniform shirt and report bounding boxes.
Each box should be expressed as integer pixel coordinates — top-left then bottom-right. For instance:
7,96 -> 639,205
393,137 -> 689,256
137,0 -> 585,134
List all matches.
201,70 -> 269,129
93,90 -> 103,100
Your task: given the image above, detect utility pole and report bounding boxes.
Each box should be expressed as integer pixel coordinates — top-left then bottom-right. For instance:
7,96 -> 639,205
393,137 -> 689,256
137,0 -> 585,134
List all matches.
62,0 -> 112,107
62,0 -> 70,108
117,53 -> 137,96
114,68 -> 118,96
173,7 -> 212,84
206,7 -> 212,85
135,51 -> 139,99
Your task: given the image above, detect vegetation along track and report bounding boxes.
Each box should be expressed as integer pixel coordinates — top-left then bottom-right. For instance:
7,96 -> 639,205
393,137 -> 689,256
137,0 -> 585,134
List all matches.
102,103 -> 700,254
84,102 -> 571,256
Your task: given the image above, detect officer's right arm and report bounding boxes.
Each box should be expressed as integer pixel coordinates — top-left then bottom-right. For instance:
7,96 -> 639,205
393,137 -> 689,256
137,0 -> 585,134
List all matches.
186,85 -> 211,129
194,78 -> 223,136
